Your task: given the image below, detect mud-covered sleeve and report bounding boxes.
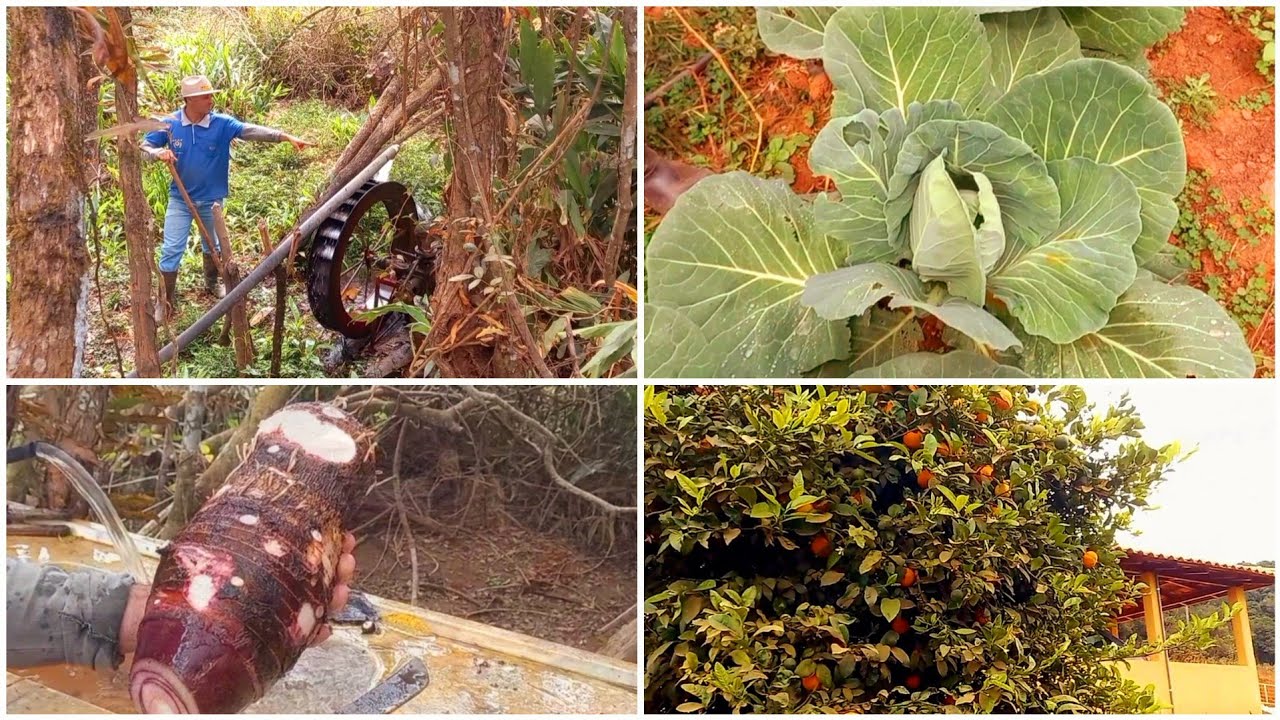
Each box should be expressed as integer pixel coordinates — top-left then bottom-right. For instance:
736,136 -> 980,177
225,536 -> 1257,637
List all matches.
6,558 -> 135,671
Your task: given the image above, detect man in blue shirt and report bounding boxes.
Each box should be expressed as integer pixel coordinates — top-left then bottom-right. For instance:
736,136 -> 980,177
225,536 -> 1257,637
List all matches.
142,75 -> 312,322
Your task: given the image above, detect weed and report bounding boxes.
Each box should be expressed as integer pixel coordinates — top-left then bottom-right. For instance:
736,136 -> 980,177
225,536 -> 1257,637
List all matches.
1228,6 -> 1276,79
1234,89 -> 1273,112
1163,73 -> 1219,128
1172,169 -> 1275,337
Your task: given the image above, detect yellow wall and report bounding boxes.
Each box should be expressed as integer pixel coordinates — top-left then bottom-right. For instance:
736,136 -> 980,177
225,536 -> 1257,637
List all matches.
1115,659 -> 1263,714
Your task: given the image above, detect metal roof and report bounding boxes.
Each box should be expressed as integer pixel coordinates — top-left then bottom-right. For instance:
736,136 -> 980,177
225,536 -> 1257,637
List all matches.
1116,547 -> 1275,620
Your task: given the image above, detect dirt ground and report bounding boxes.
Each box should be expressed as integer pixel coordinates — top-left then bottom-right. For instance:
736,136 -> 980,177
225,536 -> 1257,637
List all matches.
1148,7 -> 1276,371
351,521 -> 635,654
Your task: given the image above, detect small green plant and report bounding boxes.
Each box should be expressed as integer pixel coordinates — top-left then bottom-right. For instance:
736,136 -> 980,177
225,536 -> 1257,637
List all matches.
755,133 -> 809,183
1234,89 -> 1273,112
1164,73 -> 1219,128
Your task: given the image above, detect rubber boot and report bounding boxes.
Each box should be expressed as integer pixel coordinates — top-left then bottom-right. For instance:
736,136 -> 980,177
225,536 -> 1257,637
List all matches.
202,250 -> 225,298
155,271 -> 178,323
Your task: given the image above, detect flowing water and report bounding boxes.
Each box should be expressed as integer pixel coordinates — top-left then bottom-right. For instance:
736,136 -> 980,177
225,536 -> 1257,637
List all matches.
32,442 -> 149,582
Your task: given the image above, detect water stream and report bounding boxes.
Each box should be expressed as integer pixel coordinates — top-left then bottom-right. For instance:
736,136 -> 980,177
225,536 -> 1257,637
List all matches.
31,441 -> 149,582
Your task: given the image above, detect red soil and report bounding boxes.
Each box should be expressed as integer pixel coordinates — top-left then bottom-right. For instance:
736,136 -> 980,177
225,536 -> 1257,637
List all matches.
1148,7 -> 1275,371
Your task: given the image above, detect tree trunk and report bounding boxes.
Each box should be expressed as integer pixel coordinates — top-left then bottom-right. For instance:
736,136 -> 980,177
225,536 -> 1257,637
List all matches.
6,8 -> 91,377
195,385 -> 293,499
111,8 -> 163,377
424,8 -> 521,377
164,386 -> 207,539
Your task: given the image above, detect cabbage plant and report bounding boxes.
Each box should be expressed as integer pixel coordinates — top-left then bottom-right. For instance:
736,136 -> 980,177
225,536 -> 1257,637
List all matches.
645,7 -> 1256,378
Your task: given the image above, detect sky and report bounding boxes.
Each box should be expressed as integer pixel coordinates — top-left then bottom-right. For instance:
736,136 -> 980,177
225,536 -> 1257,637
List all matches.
1058,382 -> 1276,565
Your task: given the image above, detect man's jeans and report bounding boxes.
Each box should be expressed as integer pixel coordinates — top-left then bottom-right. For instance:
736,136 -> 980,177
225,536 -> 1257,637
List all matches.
159,197 -> 223,273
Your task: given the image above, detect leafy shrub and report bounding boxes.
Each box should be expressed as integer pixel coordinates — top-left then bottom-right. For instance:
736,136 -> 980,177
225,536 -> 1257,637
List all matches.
644,384 -> 1234,713
143,29 -> 288,121
644,7 -> 1255,378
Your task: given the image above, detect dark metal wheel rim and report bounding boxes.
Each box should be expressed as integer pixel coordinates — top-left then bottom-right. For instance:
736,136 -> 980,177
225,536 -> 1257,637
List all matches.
307,180 -> 420,339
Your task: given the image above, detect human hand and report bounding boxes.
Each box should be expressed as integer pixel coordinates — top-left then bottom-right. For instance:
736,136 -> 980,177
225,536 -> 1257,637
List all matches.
156,149 -> 176,163
309,531 -> 357,646
284,134 -> 314,152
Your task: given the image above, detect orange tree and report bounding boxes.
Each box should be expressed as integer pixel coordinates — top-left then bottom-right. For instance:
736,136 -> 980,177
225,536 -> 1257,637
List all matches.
644,385 -> 1230,713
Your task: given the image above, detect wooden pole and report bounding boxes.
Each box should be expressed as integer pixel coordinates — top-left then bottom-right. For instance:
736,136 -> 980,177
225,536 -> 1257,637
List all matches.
211,204 -> 254,369
259,220 -> 286,377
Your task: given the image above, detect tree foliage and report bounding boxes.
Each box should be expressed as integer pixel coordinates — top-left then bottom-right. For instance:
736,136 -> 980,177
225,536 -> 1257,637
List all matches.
644,384 -> 1230,713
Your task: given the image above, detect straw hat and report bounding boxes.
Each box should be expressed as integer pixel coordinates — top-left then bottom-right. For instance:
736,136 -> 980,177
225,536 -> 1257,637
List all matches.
180,75 -> 216,98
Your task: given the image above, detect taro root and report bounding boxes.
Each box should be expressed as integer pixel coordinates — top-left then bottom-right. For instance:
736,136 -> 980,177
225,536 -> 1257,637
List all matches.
129,403 -> 373,714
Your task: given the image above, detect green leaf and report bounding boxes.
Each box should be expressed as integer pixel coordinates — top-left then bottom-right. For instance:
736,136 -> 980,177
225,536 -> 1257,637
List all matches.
577,320 -> 636,378
642,305 -> 715,378
887,119 -> 1060,253
809,102 -> 965,263
880,597 -> 902,622
823,7 -> 995,114
821,570 -> 846,586
801,263 -> 1021,351
859,550 -> 884,574
982,9 -> 1082,95
865,585 -> 880,606
985,59 -> 1184,264
749,502 -> 777,519
646,172 -> 851,377
906,154 -> 1002,304
1017,277 -> 1256,378
849,351 -> 1030,379
756,7 -> 837,59
1059,7 -> 1185,56
990,158 -> 1140,343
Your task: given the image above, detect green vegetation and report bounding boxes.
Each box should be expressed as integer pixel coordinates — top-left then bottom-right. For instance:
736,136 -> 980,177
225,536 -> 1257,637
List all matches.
1163,73 -> 1219,128
1234,89 -> 1273,112
1171,169 -> 1274,342
644,8 -> 762,170
645,385 -> 1236,712
83,10 -> 453,377
1229,7 -> 1275,79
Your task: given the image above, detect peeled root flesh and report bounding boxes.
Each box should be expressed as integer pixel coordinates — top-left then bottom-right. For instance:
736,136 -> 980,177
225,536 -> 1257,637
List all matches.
130,658 -> 202,714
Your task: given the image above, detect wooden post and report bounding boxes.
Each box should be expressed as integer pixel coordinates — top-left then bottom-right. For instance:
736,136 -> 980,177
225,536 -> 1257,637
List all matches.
1227,585 -> 1256,668
211,204 -> 254,369
1141,571 -> 1166,660
259,220 -> 286,377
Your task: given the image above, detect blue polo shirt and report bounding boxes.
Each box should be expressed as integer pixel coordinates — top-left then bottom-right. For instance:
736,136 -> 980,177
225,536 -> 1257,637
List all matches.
144,109 -> 246,202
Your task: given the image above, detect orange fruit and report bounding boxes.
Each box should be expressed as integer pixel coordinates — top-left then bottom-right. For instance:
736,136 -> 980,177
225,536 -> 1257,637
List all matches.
994,482 -> 1010,497
1083,550 -> 1098,569
905,673 -> 922,690
802,673 -> 820,692
904,429 -> 925,449
937,441 -> 952,457
975,464 -> 994,483
891,616 -> 910,634
883,400 -> 896,412
976,608 -> 990,626
975,411 -> 989,423
852,489 -> 866,505
797,502 -> 814,513
944,695 -> 957,706
916,468 -> 935,489
811,535 -> 833,558
901,567 -> 918,588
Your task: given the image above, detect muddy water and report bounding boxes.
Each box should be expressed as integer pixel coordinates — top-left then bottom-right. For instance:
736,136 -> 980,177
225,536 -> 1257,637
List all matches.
6,533 -> 636,714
